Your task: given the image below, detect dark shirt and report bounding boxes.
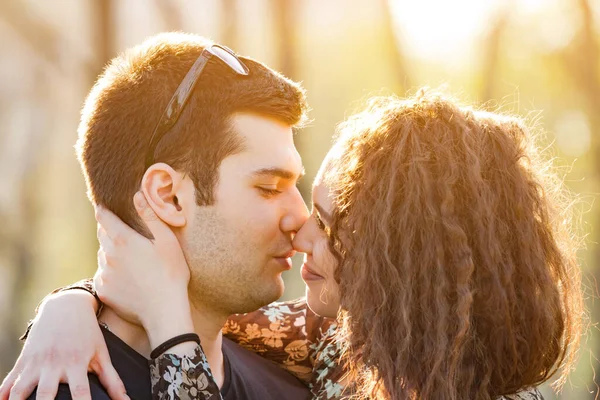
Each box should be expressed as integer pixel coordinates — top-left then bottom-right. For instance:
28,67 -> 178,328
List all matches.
220,339 -> 309,399
28,327 -> 309,400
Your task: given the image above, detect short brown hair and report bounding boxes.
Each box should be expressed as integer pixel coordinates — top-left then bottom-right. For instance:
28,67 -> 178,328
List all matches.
326,90 -> 583,399
76,32 -> 308,236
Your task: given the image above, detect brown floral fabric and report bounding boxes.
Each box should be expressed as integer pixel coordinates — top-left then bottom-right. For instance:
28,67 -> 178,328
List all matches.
223,298 -> 346,398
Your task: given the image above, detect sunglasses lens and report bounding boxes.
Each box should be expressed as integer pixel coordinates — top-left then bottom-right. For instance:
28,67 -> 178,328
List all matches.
211,46 -> 249,75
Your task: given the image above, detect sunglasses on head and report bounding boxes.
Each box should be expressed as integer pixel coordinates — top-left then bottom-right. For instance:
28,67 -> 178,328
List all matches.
145,44 -> 249,169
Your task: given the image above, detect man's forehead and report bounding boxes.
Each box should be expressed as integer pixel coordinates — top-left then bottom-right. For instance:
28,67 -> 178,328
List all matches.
227,113 -> 303,177
230,112 -> 293,137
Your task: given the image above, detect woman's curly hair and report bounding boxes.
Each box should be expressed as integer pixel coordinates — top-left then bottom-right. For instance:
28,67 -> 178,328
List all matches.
324,90 -> 584,399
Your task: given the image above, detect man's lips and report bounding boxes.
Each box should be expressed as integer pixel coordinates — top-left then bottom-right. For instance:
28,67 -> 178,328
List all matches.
301,262 -> 324,281
273,250 -> 295,270
276,250 -> 296,259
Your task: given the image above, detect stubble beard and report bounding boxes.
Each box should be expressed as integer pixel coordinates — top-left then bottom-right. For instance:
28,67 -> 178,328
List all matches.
187,259 -> 283,316
183,209 -> 283,316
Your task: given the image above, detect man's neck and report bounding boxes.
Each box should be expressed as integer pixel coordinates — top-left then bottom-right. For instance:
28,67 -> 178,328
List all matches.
189,300 -> 229,380
97,300 -> 229,386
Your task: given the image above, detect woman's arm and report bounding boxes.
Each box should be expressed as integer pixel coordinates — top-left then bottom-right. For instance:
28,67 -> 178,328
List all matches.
19,279 -> 99,341
0,288 -> 127,400
21,281 -> 333,384
5,278 -> 224,400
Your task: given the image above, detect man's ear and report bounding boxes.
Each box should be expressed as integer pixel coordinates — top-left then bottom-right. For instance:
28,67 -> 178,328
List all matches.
140,163 -> 193,228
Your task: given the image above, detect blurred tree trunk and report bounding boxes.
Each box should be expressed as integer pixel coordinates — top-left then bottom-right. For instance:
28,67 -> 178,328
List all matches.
480,5 -> 511,102
221,0 -> 238,50
567,0 -> 600,113
272,0 -> 297,79
154,0 -> 183,33
0,0 -> 61,68
95,0 -> 116,78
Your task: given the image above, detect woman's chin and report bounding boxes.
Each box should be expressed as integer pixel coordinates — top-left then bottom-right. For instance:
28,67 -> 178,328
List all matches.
305,284 -> 339,318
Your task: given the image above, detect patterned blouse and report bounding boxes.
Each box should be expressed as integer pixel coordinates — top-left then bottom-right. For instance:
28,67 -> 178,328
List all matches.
26,281 -> 545,400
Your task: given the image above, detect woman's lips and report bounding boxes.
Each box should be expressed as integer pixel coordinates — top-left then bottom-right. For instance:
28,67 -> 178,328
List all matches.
301,263 -> 324,281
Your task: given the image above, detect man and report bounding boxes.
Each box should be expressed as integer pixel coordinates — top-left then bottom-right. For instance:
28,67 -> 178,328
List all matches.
2,32 -> 311,400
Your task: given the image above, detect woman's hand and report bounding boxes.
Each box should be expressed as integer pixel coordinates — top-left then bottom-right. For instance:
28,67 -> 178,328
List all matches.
0,291 -> 127,400
94,191 -> 194,348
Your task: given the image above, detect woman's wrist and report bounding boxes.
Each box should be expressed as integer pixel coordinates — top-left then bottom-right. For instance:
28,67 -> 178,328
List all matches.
41,289 -> 100,315
150,333 -> 200,359
21,285 -> 100,341
146,320 -> 196,350
142,300 -> 195,349
153,341 -> 199,358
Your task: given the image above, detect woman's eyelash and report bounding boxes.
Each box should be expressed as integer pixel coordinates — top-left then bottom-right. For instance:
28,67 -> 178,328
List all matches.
314,213 -> 326,230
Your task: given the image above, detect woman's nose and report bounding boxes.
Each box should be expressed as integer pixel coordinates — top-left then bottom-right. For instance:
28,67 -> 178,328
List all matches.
292,217 -> 313,254
280,187 -> 309,235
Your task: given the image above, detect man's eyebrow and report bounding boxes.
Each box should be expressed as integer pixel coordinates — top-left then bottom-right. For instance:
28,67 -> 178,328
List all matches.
313,203 -> 333,224
251,167 -> 306,180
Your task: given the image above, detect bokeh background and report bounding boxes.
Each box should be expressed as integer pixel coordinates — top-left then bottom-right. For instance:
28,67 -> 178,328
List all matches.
1,0 -> 599,398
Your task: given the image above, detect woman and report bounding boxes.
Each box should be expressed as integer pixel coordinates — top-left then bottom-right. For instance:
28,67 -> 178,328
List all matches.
3,91 -> 582,399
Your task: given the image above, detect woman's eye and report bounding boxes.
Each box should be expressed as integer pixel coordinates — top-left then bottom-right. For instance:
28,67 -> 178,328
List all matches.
314,213 -> 326,230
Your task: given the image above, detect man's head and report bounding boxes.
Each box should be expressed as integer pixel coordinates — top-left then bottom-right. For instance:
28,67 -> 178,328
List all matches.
77,32 -> 309,314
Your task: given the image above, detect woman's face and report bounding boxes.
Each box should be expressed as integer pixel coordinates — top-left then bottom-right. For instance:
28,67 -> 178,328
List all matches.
292,168 -> 341,318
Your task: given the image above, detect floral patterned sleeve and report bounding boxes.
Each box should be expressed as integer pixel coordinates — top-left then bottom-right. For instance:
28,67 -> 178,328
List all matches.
150,346 -> 222,400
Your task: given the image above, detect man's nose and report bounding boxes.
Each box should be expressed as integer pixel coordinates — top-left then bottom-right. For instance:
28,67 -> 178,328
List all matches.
280,187 -> 309,234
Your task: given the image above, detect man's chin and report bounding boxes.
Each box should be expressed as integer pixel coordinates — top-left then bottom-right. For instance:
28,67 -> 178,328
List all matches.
239,278 -> 284,312
261,278 -> 285,303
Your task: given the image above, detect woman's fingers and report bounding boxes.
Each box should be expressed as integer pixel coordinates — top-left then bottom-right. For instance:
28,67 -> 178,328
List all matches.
8,369 -> 39,400
97,224 -> 115,261
0,367 -> 19,400
132,192 -> 175,244
65,369 -> 92,400
95,205 -> 134,242
133,191 -> 157,222
33,370 -> 61,400
4,290 -> 110,400
92,351 -> 129,400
